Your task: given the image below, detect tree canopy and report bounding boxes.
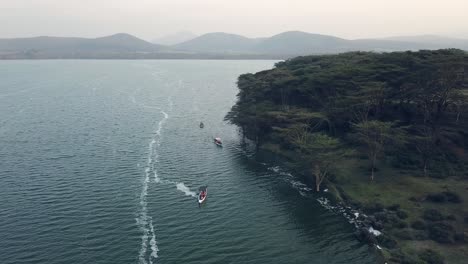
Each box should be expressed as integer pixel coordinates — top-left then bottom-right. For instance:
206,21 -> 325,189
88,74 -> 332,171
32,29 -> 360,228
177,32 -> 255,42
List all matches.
226,49 -> 468,179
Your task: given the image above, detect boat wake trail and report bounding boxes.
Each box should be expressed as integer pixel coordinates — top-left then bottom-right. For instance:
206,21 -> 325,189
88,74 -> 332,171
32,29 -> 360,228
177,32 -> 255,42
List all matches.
176,182 -> 197,197
138,109 -> 169,264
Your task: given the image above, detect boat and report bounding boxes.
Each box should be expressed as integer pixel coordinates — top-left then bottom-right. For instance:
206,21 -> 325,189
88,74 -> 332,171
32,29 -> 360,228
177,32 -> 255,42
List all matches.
198,186 -> 208,204
200,122 -> 204,128
214,137 -> 222,147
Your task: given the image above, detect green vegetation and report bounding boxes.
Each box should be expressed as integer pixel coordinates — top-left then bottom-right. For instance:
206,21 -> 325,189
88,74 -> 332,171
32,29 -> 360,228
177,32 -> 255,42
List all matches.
225,49 -> 468,263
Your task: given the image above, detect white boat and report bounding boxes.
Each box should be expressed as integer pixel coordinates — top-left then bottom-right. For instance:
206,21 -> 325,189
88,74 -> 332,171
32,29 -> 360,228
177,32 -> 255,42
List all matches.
214,137 -> 222,147
198,186 -> 208,204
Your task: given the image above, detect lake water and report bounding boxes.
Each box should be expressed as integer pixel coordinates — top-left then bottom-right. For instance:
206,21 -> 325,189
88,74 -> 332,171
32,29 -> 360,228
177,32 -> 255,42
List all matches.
0,60 -> 376,264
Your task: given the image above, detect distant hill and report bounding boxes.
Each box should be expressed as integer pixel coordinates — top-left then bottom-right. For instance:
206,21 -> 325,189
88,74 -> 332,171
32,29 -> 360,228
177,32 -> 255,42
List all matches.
173,32 -> 261,53
170,31 -> 468,55
1,31 -> 467,59
0,33 -> 164,58
152,31 -> 198,45
380,35 -> 468,50
252,31 -> 349,54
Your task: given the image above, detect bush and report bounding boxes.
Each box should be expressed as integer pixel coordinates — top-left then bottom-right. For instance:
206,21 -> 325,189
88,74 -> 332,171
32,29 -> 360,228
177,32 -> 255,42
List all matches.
396,210 -> 409,219
411,220 -> 427,230
394,220 -> 408,229
390,251 -> 424,264
428,222 -> 455,244
446,214 -> 456,221
393,229 -> 413,240
387,203 -> 401,211
419,249 -> 445,264
363,202 -> 384,213
426,191 -> 462,203
412,230 -> 429,240
426,193 -> 447,203
454,233 -> 465,242
443,191 -> 461,203
423,209 -> 444,221
374,212 -> 388,222
376,234 -> 397,248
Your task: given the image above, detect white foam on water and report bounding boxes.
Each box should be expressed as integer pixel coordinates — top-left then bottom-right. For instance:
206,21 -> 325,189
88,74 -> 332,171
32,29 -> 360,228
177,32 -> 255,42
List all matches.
137,178 -> 150,264
176,182 -> 197,197
266,164 -> 313,196
153,111 -> 168,183
138,109 -> 170,264
149,219 -> 159,262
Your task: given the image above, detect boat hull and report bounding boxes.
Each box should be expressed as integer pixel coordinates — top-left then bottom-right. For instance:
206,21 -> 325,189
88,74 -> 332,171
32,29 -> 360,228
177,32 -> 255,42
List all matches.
198,189 -> 207,204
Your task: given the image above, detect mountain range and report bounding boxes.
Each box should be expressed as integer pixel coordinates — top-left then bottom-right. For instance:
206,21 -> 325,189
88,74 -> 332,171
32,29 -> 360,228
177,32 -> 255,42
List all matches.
1,31 -> 467,59
151,31 -> 198,45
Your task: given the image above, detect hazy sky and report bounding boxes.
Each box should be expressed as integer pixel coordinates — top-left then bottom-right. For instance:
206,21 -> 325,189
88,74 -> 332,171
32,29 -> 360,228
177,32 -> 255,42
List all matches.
1,0 -> 467,40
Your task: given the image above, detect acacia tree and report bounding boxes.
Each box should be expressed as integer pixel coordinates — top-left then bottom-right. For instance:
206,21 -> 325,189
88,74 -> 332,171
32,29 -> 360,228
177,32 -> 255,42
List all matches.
304,133 -> 346,192
352,121 -> 407,181
414,125 -> 436,177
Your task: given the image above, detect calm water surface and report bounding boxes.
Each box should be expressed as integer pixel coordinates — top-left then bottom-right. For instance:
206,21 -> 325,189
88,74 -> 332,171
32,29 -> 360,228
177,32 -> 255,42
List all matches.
0,60 -> 376,264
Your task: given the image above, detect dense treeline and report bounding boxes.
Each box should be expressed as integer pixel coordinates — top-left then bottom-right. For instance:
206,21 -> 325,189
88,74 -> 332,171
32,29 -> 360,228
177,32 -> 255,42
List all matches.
226,49 -> 468,188
226,49 -> 468,263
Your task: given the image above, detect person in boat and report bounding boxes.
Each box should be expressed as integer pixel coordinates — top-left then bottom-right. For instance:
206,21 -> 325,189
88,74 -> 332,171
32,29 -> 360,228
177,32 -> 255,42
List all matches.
200,191 -> 206,199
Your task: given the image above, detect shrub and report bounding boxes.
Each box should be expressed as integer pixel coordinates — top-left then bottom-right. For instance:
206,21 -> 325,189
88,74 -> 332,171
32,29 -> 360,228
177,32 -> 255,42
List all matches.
394,220 -> 408,229
446,214 -> 456,221
426,193 -> 447,203
363,202 -> 384,213
454,233 -> 465,242
390,251 -> 424,264
374,212 -> 388,222
393,229 -> 413,240
412,230 -> 429,240
376,234 -> 397,248
396,210 -> 409,219
387,203 -> 400,211
419,249 -> 445,264
423,209 -> 444,221
411,220 -> 427,230
443,191 -> 461,203
428,222 -> 455,244
426,191 -> 462,203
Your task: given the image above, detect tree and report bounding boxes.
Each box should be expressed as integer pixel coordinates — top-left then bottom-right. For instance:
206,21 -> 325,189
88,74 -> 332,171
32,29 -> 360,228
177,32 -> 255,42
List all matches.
303,133 -> 346,192
352,121 -> 407,181
413,124 -> 437,177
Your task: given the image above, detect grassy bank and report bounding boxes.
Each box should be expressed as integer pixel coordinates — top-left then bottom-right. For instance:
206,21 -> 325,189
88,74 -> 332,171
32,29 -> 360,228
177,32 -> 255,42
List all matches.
334,159 -> 467,263
261,141 -> 467,263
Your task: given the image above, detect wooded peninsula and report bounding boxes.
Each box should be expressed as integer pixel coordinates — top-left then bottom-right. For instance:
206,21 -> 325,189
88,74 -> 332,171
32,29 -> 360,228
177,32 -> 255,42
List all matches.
226,49 -> 468,263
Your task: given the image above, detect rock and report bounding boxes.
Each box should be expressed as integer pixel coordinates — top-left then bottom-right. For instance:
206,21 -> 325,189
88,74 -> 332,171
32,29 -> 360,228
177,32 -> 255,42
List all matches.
355,228 -> 377,244
376,234 -> 397,249
368,226 -> 382,236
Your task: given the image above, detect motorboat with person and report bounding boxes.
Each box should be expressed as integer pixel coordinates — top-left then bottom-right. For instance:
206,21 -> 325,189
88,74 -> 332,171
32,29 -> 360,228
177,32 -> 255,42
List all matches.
214,137 -> 222,147
198,186 -> 208,204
